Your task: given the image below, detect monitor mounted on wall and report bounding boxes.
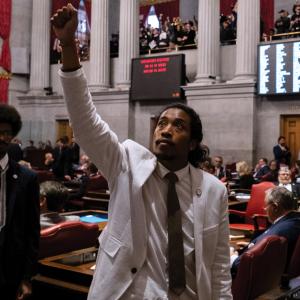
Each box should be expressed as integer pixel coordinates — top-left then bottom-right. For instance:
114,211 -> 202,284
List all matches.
130,54 -> 186,101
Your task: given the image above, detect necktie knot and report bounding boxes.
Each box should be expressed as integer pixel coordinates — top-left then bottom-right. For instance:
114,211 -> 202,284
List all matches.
165,172 -> 178,183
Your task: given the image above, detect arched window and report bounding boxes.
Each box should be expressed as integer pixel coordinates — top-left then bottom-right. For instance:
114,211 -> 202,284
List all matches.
146,5 -> 160,29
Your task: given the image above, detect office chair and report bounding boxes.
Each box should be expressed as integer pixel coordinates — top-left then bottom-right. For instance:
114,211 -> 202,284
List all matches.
232,235 -> 287,300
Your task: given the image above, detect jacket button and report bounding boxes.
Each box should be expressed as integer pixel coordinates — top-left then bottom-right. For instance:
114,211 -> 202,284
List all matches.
131,267 -> 137,274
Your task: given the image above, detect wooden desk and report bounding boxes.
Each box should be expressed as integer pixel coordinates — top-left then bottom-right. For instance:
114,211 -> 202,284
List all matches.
33,247 -> 97,299
257,276 -> 300,299
229,230 -> 251,249
61,209 -> 108,230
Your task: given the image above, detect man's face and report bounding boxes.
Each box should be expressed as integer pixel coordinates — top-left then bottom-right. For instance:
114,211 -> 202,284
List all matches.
278,171 -> 291,185
214,157 -> 222,168
264,198 -> 277,223
152,108 -> 195,165
0,123 -> 13,159
279,138 -> 286,146
270,161 -> 277,170
258,159 -> 265,167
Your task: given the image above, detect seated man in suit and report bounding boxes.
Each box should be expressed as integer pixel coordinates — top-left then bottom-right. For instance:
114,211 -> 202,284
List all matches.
254,158 -> 270,181
231,186 -> 300,278
277,167 -> 300,209
40,180 -> 79,229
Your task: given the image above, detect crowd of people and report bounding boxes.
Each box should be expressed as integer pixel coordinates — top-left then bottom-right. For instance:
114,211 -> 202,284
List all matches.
263,3 -> 300,41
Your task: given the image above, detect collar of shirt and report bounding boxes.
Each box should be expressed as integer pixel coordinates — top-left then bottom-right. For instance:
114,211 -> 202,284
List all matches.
279,182 -> 292,189
273,214 -> 285,224
0,154 -> 8,171
155,161 -> 190,182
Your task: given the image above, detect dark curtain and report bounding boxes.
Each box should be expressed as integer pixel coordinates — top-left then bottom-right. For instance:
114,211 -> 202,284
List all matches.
140,6 -> 151,25
153,0 -> 179,20
0,0 -> 12,103
220,0 -> 237,16
84,0 -> 91,28
260,0 -> 274,34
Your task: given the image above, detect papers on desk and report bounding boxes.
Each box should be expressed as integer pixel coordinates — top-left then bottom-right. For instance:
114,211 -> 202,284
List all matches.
90,264 -> 96,270
230,234 -> 245,240
235,193 -> 251,202
80,215 -> 108,223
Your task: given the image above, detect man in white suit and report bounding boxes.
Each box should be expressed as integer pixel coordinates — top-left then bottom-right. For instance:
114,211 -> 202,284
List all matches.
51,4 -> 232,300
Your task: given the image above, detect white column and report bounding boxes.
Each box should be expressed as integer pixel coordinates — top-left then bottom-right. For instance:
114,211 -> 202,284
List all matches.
231,0 -> 260,82
29,0 -> 51,94
116,0 -> 139,89
89,0 -> 110,91
194,0 -> 220,85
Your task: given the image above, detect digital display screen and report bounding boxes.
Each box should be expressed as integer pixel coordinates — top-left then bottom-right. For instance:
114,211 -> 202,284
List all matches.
130,54 -> 186,101
258,41 -> 300,95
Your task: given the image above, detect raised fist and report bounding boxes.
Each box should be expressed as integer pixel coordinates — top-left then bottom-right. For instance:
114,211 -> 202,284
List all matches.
51,3 -> 78,46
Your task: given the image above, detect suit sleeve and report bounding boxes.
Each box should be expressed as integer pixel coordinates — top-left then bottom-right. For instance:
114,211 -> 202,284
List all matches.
212,188 -> 233,299
23,172 -> 40,280
59,69 -> 127,182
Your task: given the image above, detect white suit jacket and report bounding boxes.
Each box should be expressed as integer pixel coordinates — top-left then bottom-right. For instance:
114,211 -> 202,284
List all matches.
59,69 -> 232,300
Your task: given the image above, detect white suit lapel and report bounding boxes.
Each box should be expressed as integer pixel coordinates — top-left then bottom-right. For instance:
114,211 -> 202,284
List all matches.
190,166 -> 206,286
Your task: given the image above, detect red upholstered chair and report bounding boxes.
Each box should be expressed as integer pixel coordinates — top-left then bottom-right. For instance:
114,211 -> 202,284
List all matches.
229,182 -> 275,233
232,236 -> 288,300
34,170 -> 55,183
39,221 -> 99,259
288,235 -> 300,278
86,174 -> 108,192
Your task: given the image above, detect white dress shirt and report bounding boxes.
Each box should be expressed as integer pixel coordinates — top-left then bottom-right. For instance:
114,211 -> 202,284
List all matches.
121,162 -> 197,300
0,154 -> 9,231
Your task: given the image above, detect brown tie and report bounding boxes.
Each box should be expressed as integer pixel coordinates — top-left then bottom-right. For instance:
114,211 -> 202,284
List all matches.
165,172 -> 186,295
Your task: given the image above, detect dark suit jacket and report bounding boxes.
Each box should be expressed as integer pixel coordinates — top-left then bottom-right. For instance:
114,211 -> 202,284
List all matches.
273,144 -> 291,166
7,143 -> 23,162
231,211 -> 300,278
275,182 -> 300,209
52,146 -> 73,179
254,165 -> 270,179
0,160 -> 40,289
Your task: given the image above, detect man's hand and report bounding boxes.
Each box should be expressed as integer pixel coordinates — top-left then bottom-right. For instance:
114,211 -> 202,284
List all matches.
51,3 -> 78,46
50,3 -> 81,71
16,280 -> 32,300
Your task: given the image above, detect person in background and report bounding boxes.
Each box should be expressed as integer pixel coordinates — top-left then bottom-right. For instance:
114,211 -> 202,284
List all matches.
254,158 -> 270,181
213,155 -> 227,181
277,167 -> 300,209
231,186 -> 300,278
261,159 -> 279,183
52,136 -> 73,180
273,136 -> 291,167
199,158 -> 215,175
70,136 -> 80,169
0,104 -> 40,300
44,152 -> 54,171
40,181 -> 79,229
275,9 -> 290,35
44,140 -> 53,152
236,161 -> 256,190
291,160 -> 300,183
